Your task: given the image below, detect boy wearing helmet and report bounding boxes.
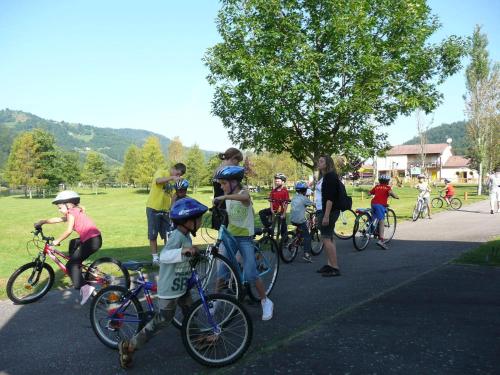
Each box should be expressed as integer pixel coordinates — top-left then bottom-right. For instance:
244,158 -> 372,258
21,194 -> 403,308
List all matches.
258,173 -> 290,240
34,190 -> 102,305
171,179 -> 189,205
213,166 -> 274,321
440,178 -> 455,205
369,176 -> 399,249
415,175 -> 432,219
290,181 -> 315,262
118,198 -> 207,369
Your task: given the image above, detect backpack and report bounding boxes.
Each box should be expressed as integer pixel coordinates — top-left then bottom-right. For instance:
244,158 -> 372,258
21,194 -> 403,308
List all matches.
334,178 -> 352,211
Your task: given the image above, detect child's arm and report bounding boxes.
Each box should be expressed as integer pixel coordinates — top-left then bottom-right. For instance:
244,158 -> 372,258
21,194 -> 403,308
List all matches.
156,175 -> 180,185
53,214 -> 75,246
214,190 -> 251,206
159,246 -> 198,264
389,191 -> 399,199
34,216 -> 66,227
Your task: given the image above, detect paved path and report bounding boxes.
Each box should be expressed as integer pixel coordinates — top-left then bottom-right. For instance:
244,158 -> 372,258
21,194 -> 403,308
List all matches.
1,200 -> 499,375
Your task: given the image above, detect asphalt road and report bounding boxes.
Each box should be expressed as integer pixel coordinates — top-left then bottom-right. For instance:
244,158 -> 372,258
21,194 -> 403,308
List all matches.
1,199 -> 499,375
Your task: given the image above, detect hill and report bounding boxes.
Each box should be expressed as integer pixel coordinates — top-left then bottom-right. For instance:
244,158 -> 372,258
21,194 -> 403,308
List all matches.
403,120 -> 468,155
0,109 -> 215,167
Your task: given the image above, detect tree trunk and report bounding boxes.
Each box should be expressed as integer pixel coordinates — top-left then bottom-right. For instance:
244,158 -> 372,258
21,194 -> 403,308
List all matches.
478,161 -> 483,195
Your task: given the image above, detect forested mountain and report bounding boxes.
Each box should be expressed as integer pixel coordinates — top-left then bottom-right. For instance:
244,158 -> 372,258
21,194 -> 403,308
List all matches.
403,120 -> 468,155
0,109 -> 214,167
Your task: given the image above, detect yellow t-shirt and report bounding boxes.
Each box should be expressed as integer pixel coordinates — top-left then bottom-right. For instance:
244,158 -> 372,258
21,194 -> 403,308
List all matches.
146,169 -> 173,211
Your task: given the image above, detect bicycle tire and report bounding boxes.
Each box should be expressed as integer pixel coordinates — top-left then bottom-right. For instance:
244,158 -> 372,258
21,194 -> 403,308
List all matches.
431,197 -> 442,208
384,209 -> 397,243
6,261 -> 55,304
450,198 -> 462,210
181,293 -> 252,367
90,285 -> 145,349
334,209 -> 356,240
353,213 -> 371,251
310,229 -> 323,255
85,257 -> 131,292
280,231 -> 299,263
173,252 -> 242,329
247,236 -> 279,302
412,202 -> 421,221
421,204 -> 429,218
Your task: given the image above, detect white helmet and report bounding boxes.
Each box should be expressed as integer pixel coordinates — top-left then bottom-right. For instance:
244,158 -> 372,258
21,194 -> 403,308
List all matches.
52,190 -> 80,205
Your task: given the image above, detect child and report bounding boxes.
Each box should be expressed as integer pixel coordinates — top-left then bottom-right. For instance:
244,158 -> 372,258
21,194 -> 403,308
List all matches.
369,175 -> 399,250
258,173 -> 290,239
147,163 -> 186,264
213,165 -> 274,321
415,174 -> 432,219
290,181 -> 315,262
441,178 -> 455,205
34,190 -> 102,305
118,197 -> 208,369
171,179 -> 189,205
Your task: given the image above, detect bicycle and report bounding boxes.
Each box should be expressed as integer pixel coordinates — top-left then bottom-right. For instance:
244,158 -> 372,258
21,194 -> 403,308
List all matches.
333,209 -> 357,240
352,206 -> 397,251
412,195 -> 429,221
7,227 -> 130,304
90,254 -> 253,367
306,208 -> 323,256
431,193 -> 462,210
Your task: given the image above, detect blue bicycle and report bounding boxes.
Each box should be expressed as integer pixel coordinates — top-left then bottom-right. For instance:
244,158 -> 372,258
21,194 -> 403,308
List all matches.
89,253 -> 253,367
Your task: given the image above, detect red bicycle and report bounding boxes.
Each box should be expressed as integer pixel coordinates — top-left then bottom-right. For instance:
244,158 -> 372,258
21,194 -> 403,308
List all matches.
6,227 -> 130,304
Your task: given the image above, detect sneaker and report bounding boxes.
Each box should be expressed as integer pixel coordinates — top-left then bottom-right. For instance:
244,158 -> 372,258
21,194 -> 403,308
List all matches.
80,284 -> 96,305
261,298 -> 274,321
497,209 -> 500,213
376,240 -> 388,250
316,265 -> 332,273
302,253 -> 312,263
491,210 -> 494,215
321,267 -> 341,277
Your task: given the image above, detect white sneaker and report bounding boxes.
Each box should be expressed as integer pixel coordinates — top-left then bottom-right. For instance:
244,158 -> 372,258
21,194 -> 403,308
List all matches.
80,284 -> 96,305
497,209 -> 500,213
376,240 -> 388,250
261,298 -> 274,321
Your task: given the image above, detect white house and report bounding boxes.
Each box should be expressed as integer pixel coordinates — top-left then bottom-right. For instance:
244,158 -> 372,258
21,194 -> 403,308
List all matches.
375,143 -> 477,183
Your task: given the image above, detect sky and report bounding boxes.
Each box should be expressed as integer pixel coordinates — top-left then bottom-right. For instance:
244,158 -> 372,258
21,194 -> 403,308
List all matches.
0,0 -> 499,152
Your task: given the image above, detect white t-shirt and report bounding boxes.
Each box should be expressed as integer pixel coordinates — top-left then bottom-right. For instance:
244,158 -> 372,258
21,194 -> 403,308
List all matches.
315,178 -> 323,211
416,182 -> 431,198
488,174 -> 500,192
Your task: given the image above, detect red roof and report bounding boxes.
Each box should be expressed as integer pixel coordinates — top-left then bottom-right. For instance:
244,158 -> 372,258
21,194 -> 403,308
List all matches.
443,156 -> 470,168
387,144 -> 449,156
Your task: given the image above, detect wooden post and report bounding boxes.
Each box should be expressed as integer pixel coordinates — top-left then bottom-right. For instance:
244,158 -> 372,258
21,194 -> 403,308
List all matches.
361,191 -> 364,201
464,191 -> 468,201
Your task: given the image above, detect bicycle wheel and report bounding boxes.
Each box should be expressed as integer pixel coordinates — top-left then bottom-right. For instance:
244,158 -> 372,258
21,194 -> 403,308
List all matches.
420,204 -> 429,218
7,261 -> 55,304
181,294 -> 252,367
450,198 -> 462,210
247,236 -> 279,302
412,201 -> 421,221
90,285 -> 145,349
173,252 -> 243,329
431,197 -> 442,208
310,229 -> 323,255
279,231 -> 299,263
85,257 -> 131,292
384,209 -> 397,243
353,213 -> 371,251
334,209 -> 356,239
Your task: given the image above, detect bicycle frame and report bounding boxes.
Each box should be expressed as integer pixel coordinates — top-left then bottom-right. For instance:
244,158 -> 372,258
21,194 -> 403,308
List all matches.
355,208 -> 380,236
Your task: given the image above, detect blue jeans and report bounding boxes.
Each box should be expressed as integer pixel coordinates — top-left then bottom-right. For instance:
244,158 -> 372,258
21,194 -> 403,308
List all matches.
292,222 -> 311,253
219,235 -> 259,283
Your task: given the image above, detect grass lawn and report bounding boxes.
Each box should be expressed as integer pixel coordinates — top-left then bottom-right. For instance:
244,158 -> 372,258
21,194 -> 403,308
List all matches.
0,183 -> 486,299
454,237 -> 500,267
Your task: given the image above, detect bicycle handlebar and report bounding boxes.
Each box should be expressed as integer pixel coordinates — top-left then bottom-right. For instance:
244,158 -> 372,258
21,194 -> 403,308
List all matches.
32,226 -> 54,243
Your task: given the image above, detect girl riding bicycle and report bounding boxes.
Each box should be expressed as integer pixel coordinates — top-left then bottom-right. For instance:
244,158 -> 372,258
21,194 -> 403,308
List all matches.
213,165 -> 274,321
34,190 -> 102,305
118,197 -> 207,369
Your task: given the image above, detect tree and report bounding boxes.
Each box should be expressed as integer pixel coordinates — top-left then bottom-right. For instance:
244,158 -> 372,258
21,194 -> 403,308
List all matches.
136,136 -> 166,189
167,136 -> 185,166
81,151 -> 107,194
5,131 -> 46,198
205,0 -> 466,171
119,145 -> 141,186
415,110 -> 432,177
184,144 -> 206,193
464,25 -> 500,194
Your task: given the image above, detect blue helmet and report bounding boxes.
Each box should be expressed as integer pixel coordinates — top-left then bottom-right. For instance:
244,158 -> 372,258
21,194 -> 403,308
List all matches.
295,181 -> 308,192
170,198 -> 208,221
378,175 -> 390,183
214,165 -> 245,181
175,179 -> 189,190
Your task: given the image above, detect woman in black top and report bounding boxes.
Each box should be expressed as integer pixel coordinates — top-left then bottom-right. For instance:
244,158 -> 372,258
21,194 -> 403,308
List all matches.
316,155 -> 341,277
212,147 -> 243,229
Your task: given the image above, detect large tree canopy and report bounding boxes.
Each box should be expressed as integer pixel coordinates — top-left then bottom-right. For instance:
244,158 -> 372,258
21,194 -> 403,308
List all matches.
205,0 -> 466,169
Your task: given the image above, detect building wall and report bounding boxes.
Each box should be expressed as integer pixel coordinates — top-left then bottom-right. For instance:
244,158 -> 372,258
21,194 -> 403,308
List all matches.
376,155 -> 408,172
441,167 -> 477,183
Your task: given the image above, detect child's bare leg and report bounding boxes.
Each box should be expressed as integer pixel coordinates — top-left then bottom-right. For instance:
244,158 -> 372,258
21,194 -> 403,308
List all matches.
378,219 -> 385,241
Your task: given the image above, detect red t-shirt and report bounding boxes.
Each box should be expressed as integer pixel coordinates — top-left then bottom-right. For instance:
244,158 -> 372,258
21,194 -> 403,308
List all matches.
370,184 -> 392,206
445,184 -> 455,196
269,188 -> 290,212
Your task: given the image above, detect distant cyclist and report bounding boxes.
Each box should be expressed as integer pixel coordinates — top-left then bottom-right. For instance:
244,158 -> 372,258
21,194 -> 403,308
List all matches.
259,173 -> 290,239
415,174 -> 432,219
369,175 -> 399,250
440,178 -> 455,205
290,181 -> 315,262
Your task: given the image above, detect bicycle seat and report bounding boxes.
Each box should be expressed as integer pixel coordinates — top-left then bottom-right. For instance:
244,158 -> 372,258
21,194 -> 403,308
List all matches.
254,228 -> 264,236
123,261 -> 152,271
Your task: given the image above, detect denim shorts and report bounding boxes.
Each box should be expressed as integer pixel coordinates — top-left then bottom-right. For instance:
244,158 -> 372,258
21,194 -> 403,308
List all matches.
371,204 -> 386,221
317,209 -> 340,239
146,207 -> 170,240
218,236 -> 259,283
